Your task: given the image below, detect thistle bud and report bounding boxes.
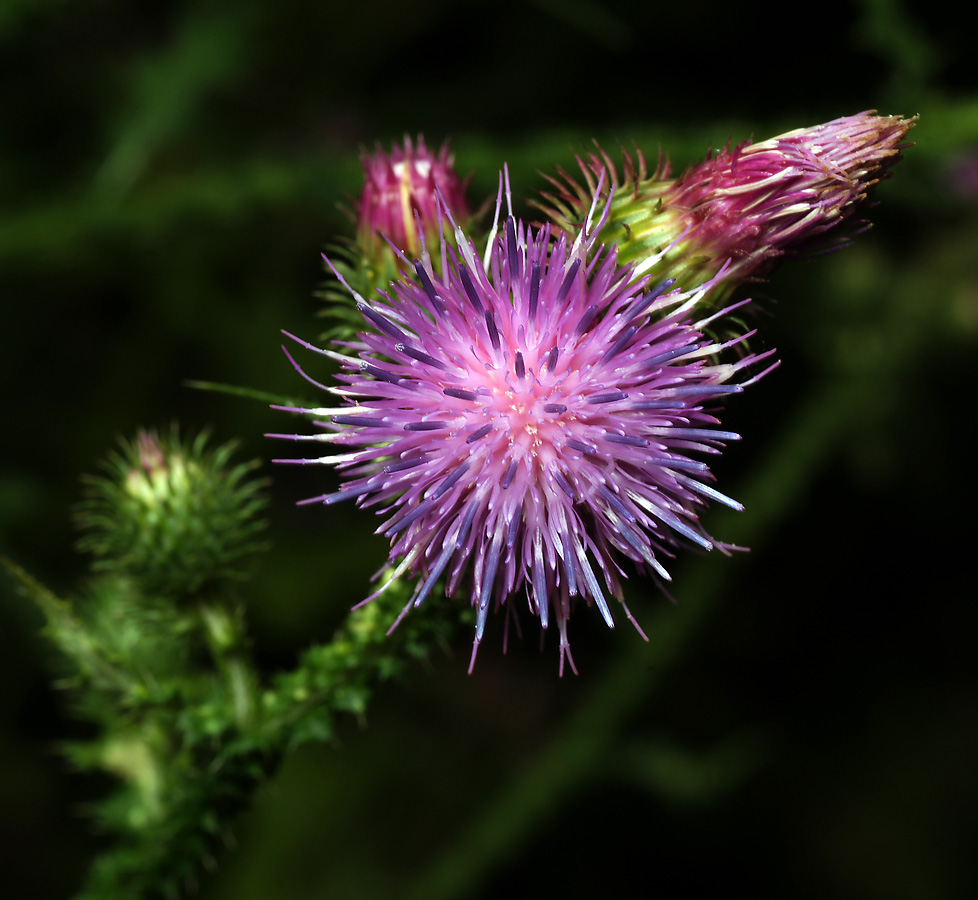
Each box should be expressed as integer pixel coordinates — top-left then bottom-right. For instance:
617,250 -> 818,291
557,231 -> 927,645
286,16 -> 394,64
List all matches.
355,136 -> 471,273
538,111 -> 915,302
77,430 -> 268,599
320,137 -> 474,339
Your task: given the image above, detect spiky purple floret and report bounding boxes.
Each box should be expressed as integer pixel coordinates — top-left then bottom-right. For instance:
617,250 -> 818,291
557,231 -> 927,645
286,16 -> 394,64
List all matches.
273,190 -> 775,673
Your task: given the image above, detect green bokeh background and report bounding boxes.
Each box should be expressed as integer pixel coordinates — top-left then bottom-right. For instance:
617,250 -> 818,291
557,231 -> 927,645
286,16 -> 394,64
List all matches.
2,1 -> 976,898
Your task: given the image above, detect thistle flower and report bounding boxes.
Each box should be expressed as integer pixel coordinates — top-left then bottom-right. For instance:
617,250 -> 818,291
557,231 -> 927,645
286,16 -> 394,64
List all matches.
274,184 -> 775,672
538,111 -> 915,302
356,135 -> 472,269
77,430 -> 268,599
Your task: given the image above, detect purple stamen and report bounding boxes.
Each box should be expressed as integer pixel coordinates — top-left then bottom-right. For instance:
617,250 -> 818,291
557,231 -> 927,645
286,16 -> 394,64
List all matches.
397,343 -> 447,370
604,433 -> 650,447
485,310 -> 500,351
528,262 -> 541,319
458,266 -> 485,313
575,305 -> 598,337
587,390 -> 628,404
404,421 -> 447,432
501,459 -> 518,489
626,278 -> 676,321
415,261 -> 446,314
432,460 -> 471,499
360,362 -> 401,384
466,423 -> 493,443
601,324 -> 638,363
444,387 -> 480,402
357,302 -> 407,339
556,259 -> 581,304
331,415 -> 387,428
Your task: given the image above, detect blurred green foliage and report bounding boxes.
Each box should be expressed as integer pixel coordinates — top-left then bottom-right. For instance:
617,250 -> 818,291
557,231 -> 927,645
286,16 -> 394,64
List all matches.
2,1 -> 977,899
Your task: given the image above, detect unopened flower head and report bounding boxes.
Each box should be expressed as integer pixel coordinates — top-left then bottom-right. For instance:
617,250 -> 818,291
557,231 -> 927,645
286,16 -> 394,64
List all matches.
538,111 -> 915,302
274,181 -> 775,672
356,136 -> 471,267
77,430 -> 268,598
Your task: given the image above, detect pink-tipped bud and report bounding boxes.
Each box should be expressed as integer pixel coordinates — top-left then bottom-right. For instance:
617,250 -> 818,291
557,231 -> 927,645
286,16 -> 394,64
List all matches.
538,111 -> 916,302
356,136 -> 471,264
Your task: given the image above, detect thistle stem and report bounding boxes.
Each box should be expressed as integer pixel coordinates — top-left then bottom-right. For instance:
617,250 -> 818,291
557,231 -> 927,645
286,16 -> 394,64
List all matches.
198,598 -> 257,729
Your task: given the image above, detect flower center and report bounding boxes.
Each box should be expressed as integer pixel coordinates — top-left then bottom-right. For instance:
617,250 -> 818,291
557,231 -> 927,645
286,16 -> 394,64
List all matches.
478,358 -> 568,462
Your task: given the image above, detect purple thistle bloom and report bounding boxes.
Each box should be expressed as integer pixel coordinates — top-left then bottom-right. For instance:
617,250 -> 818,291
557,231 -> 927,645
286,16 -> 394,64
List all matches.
273,182 -> 775,673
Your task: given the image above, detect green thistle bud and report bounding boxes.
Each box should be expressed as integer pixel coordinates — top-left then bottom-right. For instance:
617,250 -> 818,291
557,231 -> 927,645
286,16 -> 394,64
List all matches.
77,429 -> 268,599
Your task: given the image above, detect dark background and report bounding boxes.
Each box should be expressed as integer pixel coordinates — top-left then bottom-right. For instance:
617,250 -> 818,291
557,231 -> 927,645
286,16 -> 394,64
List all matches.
2,1 -> 976,898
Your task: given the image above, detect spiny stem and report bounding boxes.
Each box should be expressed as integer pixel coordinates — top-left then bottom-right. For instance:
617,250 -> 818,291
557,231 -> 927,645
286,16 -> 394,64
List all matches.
198,598 -> 257,728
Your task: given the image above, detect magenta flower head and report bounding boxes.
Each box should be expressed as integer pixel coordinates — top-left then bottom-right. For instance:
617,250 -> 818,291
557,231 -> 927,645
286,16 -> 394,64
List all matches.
539,111 -> 915,302
273,179 -> 775,673
356,136 -> 472,269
